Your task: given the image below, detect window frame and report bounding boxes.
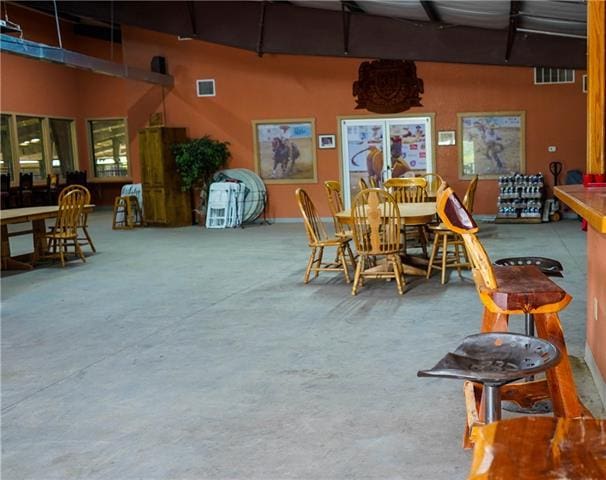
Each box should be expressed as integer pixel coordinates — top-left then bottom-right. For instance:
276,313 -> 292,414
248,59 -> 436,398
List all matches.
86,117 -> 131,182
0,111 -> 78,186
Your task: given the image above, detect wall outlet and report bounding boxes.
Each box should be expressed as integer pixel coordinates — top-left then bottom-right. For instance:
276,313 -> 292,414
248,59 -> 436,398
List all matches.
594,297 -> 599,321
548,146 -> 557,152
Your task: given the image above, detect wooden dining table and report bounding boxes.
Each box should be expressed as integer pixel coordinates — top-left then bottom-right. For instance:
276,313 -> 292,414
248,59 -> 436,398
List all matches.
1,204 -> 94,270
335,201 -> 437,275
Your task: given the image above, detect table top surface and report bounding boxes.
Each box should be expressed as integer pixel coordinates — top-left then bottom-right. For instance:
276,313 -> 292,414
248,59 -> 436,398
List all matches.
0,205 -> 95,224
554,184 -> 606,233
336,201 -> 436,221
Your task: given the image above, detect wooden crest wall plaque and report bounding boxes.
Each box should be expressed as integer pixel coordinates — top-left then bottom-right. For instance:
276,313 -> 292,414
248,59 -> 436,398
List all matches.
353,59 -> 424,114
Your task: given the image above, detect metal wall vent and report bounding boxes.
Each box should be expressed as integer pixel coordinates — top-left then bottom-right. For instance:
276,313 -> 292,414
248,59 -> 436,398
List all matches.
196,79 -> 216,97
534,67 -> 575,85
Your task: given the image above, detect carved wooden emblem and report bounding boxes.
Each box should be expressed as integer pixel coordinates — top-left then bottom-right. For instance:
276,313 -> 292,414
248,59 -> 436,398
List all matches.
353,60 -> 424,114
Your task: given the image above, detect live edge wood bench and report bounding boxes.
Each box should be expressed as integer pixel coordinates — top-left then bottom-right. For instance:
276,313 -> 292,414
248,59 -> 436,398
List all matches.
435,186 -> 591,448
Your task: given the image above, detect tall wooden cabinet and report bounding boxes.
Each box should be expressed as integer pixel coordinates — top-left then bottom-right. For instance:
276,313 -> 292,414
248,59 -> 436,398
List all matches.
139,127 -> 192,227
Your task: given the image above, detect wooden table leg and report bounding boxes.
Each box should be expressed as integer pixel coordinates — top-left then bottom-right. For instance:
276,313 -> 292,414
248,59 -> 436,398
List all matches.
533,312 -> 585,418
1,224 -> 34,270
480,308 -> 509,332
31,218 -> 47,263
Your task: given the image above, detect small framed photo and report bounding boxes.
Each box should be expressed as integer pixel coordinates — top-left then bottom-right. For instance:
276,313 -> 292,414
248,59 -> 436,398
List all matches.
437,130 -> 456,146
318,134 -> 336,149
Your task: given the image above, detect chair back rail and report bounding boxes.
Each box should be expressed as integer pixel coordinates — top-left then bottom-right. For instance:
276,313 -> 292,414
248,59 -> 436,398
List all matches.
358,177 -> 368,191
384,177 -> 428,203
54,189 -> 86,235
351,188 -> 401,255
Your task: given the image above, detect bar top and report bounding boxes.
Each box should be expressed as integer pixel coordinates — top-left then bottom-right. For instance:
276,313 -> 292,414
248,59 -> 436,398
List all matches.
554,184 -> 606,233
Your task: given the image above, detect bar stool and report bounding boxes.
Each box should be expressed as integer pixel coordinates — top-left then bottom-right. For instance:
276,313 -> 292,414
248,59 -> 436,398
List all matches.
435,186 -> 591,447
426,223 -> 470,284
418,332 -> 560,423
112,196 -> 144,229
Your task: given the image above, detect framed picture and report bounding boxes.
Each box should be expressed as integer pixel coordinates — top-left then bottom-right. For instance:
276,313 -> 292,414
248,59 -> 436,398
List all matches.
437,130 -> 455,146
252,118 -> 317,184
318,134 -> 336,149
457,111 -> 525,179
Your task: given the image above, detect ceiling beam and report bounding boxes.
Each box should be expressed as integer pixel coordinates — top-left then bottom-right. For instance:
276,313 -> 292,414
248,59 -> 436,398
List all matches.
420,0 -> 440,23
13,1 -> 586,69
505,0 -> 521,62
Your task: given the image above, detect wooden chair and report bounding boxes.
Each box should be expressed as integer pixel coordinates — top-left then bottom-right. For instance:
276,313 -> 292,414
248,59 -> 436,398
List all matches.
58,184 -> 96,253
324,180 -> 350,239
462,174 -> 479,213
384,177 -> 428,256
38,189 -> 86,267
112,195 -> 144,229
350,188 -> 406,295
44,173 -> 60,205
358,177 -> 368,191
295,188 -> 354,284
435,186 -> 590,447
423,173 -> 444,197
18,172 -> 33,207
426,176 -> 476,283
0,173 -> 10,209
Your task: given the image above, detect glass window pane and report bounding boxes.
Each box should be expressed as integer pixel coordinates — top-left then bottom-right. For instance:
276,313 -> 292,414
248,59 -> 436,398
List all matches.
16,116 -> 46,181
0,114 -> 14,177
89,119 -> 128,177
49,118 -> 75,177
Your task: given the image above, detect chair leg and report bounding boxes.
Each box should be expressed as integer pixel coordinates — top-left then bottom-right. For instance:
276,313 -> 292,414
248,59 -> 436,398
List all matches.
346,243 -> 356,268
391,255 -> 405,295
441,232 -> 448,285
81,226 -> 96,253
426,232 -> 440,279
315,247 -> 324,278
338,245 -> 351,283
75,241 -> 86,263
418,226 -> 428,257
352,254 -> 364,295
304,247 -> 316,283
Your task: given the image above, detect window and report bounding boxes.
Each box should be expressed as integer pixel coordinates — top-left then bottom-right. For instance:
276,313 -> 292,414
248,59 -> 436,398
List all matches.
0,113 -> 77,184
49,118 -> 75,176
0,114 -> 13,176
16,116 -> 46,181
89,119 -> 129,177
534,67 -> 575,85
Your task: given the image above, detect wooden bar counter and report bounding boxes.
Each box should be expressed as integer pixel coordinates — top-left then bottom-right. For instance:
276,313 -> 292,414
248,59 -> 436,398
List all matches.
554,184 -> 606,408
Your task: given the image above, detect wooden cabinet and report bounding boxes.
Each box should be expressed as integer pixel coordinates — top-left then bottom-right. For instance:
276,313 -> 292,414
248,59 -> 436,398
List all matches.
139,127 -> 192,227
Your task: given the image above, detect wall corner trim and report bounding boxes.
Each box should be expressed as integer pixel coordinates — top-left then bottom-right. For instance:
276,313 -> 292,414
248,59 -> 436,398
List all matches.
585,342 -> 606,410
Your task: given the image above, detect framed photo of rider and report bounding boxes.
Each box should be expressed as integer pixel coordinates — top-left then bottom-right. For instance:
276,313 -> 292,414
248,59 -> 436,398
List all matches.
457,111 -> 526,179
252,118 -> 317,184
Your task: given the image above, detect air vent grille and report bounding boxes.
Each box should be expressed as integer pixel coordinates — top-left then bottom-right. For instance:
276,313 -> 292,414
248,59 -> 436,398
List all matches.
534,67 -> 574,85
197,79 -> 216,97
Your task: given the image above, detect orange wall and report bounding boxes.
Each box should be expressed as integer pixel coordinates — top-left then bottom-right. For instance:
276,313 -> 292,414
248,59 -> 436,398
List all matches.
1,8 -> 588,217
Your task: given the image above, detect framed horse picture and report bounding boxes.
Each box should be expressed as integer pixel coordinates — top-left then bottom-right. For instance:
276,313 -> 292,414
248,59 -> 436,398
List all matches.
252,118 -> 317,184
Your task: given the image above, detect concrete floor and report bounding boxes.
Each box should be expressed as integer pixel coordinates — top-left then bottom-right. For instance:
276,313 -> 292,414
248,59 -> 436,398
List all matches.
1,211 -> 603,480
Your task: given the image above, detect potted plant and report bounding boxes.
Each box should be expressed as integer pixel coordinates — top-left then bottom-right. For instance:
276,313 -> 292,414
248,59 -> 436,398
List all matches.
172,135 -> 231,224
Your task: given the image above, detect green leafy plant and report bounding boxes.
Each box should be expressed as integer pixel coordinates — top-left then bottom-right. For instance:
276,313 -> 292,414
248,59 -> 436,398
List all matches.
172,135 -> 231,191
